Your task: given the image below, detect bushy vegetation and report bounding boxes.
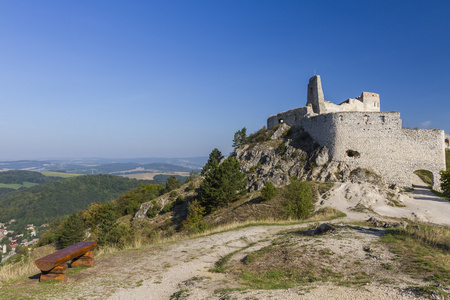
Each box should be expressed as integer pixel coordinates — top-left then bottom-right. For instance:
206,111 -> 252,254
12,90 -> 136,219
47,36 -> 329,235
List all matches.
261,182 -> 277,201
282,178 -> 314,219
440,170 -> 450,198
181,199 -> 209,233
199,156 -> 247,212
37,183 -> 163,249
246,126 -> 272,144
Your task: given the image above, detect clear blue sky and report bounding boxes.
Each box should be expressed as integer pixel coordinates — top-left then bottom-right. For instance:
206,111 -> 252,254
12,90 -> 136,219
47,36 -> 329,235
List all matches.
0,1 -> 449,160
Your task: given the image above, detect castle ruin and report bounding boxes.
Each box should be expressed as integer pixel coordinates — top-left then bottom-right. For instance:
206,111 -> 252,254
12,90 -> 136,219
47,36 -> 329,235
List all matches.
267,75 -> 446,191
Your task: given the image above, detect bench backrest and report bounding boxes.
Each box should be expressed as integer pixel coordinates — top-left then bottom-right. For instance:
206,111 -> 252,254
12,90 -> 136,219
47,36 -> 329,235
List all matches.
35,241 -> 97,272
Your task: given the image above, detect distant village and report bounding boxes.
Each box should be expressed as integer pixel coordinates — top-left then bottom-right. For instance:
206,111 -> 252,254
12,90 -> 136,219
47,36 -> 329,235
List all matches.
0,219 -> 46,262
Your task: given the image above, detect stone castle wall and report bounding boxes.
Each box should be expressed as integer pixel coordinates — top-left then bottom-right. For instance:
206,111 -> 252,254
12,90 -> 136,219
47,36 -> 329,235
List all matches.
446,133 -> 450,149
267,104 -> 446,191
320,112 -> 445,191
267,75 -> 446,190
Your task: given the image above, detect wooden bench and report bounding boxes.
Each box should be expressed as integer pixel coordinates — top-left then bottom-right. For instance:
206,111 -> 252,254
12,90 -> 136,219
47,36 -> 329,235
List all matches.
35,241 -> 97,282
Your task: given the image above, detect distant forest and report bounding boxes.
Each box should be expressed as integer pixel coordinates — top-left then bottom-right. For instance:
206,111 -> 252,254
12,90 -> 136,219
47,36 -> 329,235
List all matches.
0,170 -> 61,185
0,174 -> 151,228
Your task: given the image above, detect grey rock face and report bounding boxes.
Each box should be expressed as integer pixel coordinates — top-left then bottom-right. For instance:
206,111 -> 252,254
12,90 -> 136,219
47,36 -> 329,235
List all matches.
234,125 -> 353,192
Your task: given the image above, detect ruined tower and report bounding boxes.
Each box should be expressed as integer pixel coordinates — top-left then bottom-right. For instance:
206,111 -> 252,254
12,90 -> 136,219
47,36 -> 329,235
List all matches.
307,75 -> 326,114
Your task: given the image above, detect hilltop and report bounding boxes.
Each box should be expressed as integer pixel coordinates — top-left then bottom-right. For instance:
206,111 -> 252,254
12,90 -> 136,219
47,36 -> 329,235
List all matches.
0,113 -> 449,298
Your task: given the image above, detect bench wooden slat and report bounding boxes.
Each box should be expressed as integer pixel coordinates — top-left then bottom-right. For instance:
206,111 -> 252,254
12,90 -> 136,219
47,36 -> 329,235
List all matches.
35,241 -> 97,272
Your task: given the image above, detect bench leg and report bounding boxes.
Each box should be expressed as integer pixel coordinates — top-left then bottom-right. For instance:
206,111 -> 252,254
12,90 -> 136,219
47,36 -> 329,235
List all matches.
71,250 -> 95,267
40,264 -> 68,282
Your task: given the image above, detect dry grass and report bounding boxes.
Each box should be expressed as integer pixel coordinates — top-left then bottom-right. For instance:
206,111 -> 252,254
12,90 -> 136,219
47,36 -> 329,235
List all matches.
393,223 -> 450,251
0,244 -> 55,284
0,257 -> 39,284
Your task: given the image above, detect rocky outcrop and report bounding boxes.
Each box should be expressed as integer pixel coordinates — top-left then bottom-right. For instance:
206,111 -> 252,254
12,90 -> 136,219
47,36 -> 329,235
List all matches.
234,124 -> 354,191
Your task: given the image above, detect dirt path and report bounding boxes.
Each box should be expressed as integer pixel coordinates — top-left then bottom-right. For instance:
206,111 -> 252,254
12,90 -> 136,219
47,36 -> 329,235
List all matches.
102,223 -> 424,300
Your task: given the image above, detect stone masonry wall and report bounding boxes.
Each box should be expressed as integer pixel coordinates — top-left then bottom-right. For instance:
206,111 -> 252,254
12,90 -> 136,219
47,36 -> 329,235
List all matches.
446,133 -> 450,149
299,111 -> 446,190
267,106 -> 312,129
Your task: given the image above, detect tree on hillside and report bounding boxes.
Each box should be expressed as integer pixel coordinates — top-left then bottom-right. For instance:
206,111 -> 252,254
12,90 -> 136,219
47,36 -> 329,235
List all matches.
58,213 -> 86,249
232,127 -> 248,151
165,176 -> 181,192
199,157 -> 247,212
201,148 -> 224,175
282,178 -> 314,219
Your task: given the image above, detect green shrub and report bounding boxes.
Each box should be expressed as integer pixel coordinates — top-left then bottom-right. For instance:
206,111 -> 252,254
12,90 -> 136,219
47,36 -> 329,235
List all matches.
440,170 -> 450,197
175,195 -> 185,205
146,202 -> 161,218
261,182 -> 277,201
282,178 -> 314,219
187,182 -> 195,191
277,142 -> 286,155
169,191 -> 178,198
284,128 -> 292,137
247,127 -> 270,143
162,203 -> 174,214
181,199 -> 209,233
146,208 -> 157,218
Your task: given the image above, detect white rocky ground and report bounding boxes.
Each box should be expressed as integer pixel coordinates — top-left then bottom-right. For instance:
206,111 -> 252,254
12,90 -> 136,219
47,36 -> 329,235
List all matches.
324,174 -> 450,226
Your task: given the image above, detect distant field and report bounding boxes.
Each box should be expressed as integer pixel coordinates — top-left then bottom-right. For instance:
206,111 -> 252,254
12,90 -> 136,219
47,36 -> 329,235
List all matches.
0,182 -> 39,190
120,172 -> 191,180
39,171 -> 81,178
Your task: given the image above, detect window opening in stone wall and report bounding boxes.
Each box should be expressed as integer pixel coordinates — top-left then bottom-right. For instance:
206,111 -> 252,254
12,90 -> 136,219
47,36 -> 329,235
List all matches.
339,115 -> 343,121
364,115 -> 369,125
278,119 -> 284,124
345,150 -> 360,158
380,116 -> 385,123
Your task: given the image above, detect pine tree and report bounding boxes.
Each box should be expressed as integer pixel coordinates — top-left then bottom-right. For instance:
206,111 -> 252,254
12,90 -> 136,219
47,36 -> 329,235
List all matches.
232,127 -> 248,150
165,176 -> 181,192
201,148 -> 224,175
58,213 -> 85,248
199,157 -> 247,212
